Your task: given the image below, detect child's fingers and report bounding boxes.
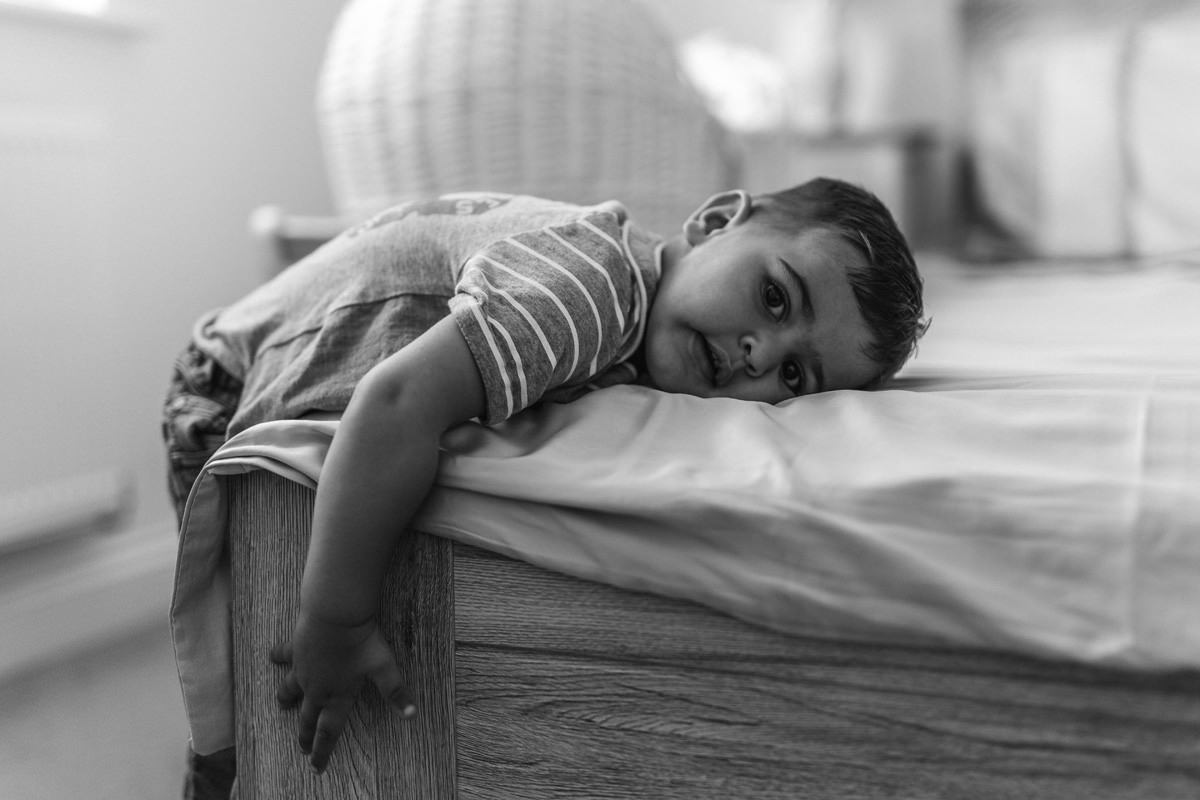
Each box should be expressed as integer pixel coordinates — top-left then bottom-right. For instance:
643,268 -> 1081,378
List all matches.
297,696 -> 321,755
275,672 -> 302,709
269,641 -> 293,665
309,703 -> 352,773
370,662 -> 416,718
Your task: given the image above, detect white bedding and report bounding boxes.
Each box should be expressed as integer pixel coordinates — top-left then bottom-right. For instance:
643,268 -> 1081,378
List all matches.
172,254 -> 1200,755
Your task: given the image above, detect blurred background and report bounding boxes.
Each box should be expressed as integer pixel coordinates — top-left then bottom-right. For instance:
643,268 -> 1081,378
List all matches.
0,0 -> 1196,796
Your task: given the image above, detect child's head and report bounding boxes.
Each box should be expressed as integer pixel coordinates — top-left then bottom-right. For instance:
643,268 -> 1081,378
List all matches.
643,177 -> 926,402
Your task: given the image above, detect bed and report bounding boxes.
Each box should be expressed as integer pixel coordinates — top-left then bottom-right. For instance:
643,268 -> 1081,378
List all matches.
170,253 -> 1200,799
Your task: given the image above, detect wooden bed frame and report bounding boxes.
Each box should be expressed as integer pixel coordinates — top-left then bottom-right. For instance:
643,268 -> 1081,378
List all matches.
226,470 -> 1200,799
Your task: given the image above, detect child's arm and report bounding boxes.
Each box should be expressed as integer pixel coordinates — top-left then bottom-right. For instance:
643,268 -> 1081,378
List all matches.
269,314 -> 485,773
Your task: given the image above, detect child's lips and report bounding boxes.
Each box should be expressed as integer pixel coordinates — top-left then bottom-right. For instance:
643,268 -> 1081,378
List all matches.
697,335 -> 730,387
691,332 -> 714,387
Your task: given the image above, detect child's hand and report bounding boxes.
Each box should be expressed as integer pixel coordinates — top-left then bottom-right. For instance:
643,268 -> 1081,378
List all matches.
270,611 -> 415,773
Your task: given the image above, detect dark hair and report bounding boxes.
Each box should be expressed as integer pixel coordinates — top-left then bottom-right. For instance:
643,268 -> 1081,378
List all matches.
750,177 -> 927,386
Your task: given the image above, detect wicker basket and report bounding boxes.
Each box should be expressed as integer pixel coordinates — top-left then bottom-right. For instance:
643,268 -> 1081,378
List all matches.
315,0 -> 737,235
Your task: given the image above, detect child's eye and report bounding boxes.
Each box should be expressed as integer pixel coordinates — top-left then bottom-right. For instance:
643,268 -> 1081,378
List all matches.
781,359 -> 805,395
762,280 -> 788,319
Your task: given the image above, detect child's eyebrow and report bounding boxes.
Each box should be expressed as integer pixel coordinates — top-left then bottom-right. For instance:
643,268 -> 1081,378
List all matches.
777,258 -> 815,325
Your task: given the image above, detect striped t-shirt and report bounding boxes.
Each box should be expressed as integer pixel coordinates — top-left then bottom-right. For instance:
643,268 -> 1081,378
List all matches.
449,201 -> 660,423
192,193 -> 662,434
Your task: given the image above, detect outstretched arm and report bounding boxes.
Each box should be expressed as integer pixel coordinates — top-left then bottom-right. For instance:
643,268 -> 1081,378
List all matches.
271,314 -> 484,773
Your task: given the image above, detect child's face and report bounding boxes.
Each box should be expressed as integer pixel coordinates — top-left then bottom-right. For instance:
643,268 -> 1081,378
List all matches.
644,209 -> 878,403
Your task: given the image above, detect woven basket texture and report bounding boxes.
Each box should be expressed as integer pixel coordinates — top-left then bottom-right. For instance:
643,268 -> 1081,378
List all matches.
316,0 -> 736,234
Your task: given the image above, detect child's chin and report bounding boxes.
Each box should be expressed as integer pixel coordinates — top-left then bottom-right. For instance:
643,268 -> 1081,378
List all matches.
645,356 -> 712,398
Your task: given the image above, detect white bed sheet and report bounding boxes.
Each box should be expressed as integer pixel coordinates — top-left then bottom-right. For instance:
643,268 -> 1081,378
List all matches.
172,254 -> 1200,754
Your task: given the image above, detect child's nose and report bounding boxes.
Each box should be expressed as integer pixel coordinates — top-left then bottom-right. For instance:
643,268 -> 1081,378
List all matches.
738,332 -> 783,378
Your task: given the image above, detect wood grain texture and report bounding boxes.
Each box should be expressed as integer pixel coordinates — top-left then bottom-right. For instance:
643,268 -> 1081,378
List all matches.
454,546 -> 1200,800
228,471 -> 456,799
226,470 -> 1200,799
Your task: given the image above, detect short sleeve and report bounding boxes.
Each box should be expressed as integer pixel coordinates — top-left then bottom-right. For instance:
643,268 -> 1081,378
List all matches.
449,208 -> 639,424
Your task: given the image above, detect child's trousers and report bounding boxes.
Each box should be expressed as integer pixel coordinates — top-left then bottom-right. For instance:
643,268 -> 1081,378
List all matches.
163,343 -> 243,523
162,342 -> 243,800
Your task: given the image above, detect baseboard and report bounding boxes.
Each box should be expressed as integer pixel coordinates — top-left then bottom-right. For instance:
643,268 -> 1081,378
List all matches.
0,517 -> 178,684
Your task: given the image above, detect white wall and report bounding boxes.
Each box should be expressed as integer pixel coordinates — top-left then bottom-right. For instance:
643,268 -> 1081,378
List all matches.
0,3 -> 346,790
0,0 -> 344,531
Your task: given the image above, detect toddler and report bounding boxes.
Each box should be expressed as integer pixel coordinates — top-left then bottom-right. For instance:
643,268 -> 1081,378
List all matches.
163,177 -> 925,791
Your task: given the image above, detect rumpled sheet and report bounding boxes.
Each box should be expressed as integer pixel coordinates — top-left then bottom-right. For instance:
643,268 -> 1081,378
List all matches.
172,255 -> 1200,754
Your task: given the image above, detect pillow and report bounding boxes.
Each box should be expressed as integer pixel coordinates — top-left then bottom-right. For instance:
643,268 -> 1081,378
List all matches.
1128,5 -> 1200,254
963,1 -> 1200,258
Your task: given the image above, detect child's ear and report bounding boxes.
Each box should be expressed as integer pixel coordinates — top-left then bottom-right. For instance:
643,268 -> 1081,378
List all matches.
682,190 -> 752,246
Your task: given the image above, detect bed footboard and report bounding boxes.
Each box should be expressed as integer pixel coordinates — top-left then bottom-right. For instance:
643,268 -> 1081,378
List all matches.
227,471 -> 1200,799
228,470 -> 456,799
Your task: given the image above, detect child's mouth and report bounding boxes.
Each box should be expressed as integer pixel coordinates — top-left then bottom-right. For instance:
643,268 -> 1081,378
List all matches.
699,336 -> 727,387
